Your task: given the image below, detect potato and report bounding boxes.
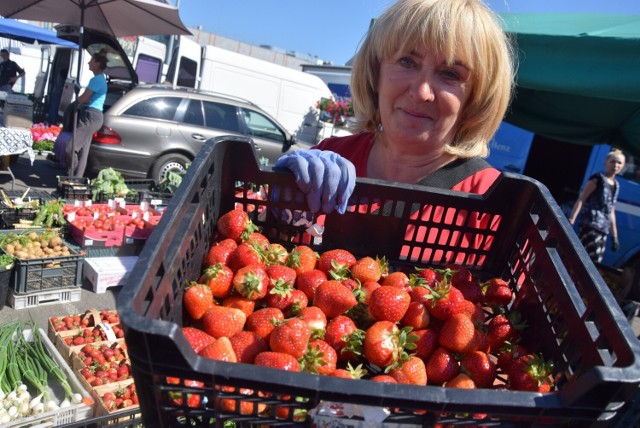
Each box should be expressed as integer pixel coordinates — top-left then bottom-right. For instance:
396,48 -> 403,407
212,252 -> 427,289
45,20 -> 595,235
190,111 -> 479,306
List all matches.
29,232 -> 38,241
5,244 -> 14,255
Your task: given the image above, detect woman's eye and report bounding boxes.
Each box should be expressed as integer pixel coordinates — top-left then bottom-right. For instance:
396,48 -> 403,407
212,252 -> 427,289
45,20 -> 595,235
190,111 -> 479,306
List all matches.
441,68 -> 462,81
398,56 -> 416,68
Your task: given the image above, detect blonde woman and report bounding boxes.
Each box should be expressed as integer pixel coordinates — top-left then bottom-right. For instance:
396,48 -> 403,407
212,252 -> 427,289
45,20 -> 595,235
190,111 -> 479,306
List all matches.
569,149 -> 626,263
276,0 -> 515,214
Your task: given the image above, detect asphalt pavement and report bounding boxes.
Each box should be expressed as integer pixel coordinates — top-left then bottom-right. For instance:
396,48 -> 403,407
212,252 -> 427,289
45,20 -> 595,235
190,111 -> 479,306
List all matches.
0,151 -> 121,330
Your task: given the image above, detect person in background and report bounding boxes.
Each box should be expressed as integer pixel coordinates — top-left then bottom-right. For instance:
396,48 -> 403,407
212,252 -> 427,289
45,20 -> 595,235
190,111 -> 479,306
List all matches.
64,52 -> 108,177
275,0 -> 514,214
0,48 -> 25,94
569,149 -> 626,263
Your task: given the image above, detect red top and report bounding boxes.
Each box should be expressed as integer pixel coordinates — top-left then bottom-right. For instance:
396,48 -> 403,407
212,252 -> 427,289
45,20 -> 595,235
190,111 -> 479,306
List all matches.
315,132 -> 500,195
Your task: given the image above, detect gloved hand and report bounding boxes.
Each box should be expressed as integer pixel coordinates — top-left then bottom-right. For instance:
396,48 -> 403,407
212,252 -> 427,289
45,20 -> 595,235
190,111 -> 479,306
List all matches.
274,149 -> 356,214
611,236 -> 620,252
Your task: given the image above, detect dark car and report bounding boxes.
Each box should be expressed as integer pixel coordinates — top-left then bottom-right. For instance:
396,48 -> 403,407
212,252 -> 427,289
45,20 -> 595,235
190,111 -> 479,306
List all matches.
86,84 -> 309,182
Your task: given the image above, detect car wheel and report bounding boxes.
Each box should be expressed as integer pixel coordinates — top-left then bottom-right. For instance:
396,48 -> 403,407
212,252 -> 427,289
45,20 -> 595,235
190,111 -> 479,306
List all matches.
151,153 -> 190,183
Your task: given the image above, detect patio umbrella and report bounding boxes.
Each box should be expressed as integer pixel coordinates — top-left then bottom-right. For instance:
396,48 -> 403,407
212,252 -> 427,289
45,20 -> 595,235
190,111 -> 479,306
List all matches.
0,0 -> 191,175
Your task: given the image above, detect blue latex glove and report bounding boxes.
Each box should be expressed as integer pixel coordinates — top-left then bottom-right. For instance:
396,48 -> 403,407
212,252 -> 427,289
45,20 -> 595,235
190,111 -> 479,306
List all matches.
274,149 -> 356,214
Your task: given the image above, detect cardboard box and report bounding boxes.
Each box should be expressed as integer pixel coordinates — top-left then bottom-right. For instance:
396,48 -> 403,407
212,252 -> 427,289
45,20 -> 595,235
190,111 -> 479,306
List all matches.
83,256 -> 138,294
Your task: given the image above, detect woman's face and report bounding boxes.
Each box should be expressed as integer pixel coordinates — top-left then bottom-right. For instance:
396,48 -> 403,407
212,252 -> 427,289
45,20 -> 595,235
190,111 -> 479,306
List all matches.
377,46 -> 472,154
605,154 -> 625,175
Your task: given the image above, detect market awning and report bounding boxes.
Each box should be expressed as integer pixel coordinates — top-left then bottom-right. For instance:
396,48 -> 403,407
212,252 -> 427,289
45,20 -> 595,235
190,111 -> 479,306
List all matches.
501,13 -> 640,157
0,17 -> 77,46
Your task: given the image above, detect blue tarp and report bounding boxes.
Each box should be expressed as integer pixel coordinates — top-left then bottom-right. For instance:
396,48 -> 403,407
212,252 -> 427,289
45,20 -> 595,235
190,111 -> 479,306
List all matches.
0,18 -> 76,46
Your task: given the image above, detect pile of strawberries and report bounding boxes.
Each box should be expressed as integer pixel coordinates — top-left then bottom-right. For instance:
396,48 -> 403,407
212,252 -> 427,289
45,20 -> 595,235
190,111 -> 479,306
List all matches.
177,208 -> 556,417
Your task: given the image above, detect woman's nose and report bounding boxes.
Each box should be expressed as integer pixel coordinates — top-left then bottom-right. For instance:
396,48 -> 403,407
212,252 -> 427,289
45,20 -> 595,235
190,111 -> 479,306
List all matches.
412,74 -> 436,102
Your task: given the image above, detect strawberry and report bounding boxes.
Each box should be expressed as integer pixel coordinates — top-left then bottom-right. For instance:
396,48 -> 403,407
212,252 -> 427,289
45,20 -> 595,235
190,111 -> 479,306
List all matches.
461,350 -> 496,388
232,264 -> 269,300
245,232 -> 270,249
496,340 -> 530,373
370,374 -> 398,383
183,282 -> 213,321
381,271 -> 411,293
227,242 -> 264,272
199,263 -> 234,299
297,306 -> 327,337
454,279 -> 483,304
267,284 -> 308,317
217,386 -> 265,416
286,245 -> 318,275
401,301 -> 431,330
217,209 -> 257,243
368,285 -> 411,323
205,238 -> 237,266
350,256 -> 382,284
415,267 -> 438,288
269,318 -> 312,358
363,321 -> 415,369
318,249 -> 356,275
245,307 -> 284,341
486,311 -> 526,352
167,378 -> 203,408
330,363 -> 367,379
181,327 -> 216,353
439,313 -> 483,354
295,269 -> 327,300
300,339 -> 337,375
254,351 -> 301,372
445,373 -> 476,389
324,315 -> 361,362
266,264 -> 297,287
263,243 -> 289,265
482,278 -> 513,307
200,336 -> 237,362
357,281 -> 381,304
221,294 -> 255,317
389,355 -> 427,386
412,328 -> 439,361
507,353 -> 554,392
449,266 -> 473,286
461,299 -> 486,327
229,331 -> 268,364
425,281 -> 466,321
201,306 -> 246,339
312,280 -> 358,319
426,347 -> 460,386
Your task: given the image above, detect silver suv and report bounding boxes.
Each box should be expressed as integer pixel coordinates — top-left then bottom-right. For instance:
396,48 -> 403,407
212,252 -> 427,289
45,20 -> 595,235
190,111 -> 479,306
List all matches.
86,84 -> 308,182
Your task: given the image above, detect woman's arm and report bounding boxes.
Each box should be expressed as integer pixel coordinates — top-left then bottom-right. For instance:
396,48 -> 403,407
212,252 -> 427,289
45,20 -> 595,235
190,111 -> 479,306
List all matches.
76,88 -> 94,105
568,179 -> 597,224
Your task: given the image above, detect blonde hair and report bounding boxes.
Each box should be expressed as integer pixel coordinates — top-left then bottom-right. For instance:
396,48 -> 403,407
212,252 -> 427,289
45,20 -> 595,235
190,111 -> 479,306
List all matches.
606,148 -> 625,161
350,0 -> 516,158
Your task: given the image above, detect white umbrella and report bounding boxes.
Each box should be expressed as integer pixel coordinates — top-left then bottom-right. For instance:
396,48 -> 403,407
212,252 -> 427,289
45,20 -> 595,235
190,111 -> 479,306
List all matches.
0,0 -> 191,38
0,0 -> 191,175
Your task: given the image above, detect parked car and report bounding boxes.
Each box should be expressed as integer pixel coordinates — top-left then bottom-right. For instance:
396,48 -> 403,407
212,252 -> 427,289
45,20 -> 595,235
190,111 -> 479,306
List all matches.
86,84 -> 310,182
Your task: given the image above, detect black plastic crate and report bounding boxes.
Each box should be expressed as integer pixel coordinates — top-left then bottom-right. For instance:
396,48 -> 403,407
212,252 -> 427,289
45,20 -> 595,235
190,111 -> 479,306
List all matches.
0,209 -> 38,229
8,244 -> 84,293
118,137 -> 640,427
57,176 -> 92,201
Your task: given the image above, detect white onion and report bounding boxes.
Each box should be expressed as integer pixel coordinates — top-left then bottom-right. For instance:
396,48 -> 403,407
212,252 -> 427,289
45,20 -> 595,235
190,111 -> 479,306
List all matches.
71,393 -> 83,404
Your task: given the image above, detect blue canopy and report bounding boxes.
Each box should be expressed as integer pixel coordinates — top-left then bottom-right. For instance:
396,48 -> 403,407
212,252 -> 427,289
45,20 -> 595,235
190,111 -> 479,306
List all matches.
0,18 -> 76,46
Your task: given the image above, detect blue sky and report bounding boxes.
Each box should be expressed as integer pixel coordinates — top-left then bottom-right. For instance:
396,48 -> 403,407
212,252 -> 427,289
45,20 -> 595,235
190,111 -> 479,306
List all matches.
176,0 -> 640,65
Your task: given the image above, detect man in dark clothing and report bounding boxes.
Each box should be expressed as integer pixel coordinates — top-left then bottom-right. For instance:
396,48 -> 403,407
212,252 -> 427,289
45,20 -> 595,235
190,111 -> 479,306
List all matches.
0,48 -> 25,94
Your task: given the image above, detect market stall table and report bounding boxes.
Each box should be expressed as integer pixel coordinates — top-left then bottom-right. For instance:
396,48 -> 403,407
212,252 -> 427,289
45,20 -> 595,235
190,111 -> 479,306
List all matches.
0,126 -> 35,189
